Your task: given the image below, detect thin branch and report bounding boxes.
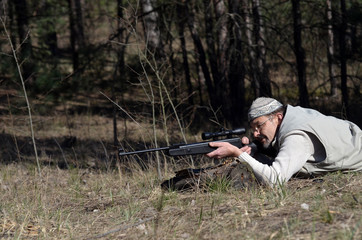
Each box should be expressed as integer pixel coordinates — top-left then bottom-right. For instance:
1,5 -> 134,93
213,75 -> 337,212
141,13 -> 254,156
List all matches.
100,91 -> 141,128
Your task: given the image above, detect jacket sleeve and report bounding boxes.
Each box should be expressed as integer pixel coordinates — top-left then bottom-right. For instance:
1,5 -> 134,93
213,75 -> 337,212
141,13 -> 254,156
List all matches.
238,131 -> 314,186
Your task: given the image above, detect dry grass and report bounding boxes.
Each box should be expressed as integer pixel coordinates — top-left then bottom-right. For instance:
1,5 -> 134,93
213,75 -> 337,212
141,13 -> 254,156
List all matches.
0,114 -> 361,239
0,163 -> 361,239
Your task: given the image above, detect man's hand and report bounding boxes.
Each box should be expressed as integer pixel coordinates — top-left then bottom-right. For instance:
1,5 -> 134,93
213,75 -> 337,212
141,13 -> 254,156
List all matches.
206,137 -> 251,159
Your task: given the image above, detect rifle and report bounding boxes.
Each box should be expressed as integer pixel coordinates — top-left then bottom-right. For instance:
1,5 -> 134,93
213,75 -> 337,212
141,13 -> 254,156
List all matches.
118,128 -> 256,157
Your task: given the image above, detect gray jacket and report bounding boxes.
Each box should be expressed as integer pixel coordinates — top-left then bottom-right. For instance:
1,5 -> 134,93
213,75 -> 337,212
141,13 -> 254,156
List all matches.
277,105 -> 362,175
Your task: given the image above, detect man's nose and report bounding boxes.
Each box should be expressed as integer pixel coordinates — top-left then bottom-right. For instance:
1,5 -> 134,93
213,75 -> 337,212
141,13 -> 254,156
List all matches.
253,130 -> 260,138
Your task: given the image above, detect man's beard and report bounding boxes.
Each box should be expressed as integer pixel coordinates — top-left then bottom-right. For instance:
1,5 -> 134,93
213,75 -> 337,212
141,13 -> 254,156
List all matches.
252,133 -> 278,158
257,135 -> 272,149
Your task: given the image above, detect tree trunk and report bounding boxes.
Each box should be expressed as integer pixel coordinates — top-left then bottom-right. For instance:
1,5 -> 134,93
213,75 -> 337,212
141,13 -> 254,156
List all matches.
291,0 -> 309,107
242,0 -> 260,97
67,0 -> 79,71
210,0 -> 247,126
177,3 -> 194,106
188,0 -> 246,126
228,0 -> 246,126
203,0 -> 220,91
141,0 -> 164,59
67,0 -> 85,72
74,0 -> 85,47
13,0 -> 34,83
339,0 -> 349,117
252,0 -> 271,97
185,1 -> 215,105
326,0 -> 337,96
196,62 -> 205,106
38,1 -> 59,60
213,0 -> 228,89
6,0 -> 17,51
213,0 -> 232,124
111,0 -> 127,147
214,0 -> 246,126
241,0 -> 271,99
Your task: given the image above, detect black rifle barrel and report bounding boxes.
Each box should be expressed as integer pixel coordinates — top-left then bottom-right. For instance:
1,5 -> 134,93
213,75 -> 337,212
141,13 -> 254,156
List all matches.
118,146 -> 170,156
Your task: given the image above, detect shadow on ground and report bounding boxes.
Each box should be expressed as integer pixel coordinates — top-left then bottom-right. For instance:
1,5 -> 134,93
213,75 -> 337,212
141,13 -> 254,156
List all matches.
0,133 -> 119,169
0,133 -> 200,171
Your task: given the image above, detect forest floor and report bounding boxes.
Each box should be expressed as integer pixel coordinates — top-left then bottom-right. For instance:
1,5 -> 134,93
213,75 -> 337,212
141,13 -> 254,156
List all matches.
0,108 -> 361,239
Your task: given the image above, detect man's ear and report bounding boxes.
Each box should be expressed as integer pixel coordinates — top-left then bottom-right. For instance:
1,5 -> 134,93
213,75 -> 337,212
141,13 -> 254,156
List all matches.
276,112 -> 284,123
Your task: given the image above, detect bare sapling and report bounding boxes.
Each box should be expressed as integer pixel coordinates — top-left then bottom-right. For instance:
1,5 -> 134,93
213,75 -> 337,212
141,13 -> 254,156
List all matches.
0,12 -> 41,175
139,50 -> 195,170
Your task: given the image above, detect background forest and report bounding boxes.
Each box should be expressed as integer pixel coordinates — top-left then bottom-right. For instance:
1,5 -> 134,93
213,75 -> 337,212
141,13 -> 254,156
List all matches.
1,0 -> 362,160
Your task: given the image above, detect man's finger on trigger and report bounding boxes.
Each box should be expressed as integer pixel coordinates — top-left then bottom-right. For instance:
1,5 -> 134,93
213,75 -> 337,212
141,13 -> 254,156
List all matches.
209,142 -> 221,147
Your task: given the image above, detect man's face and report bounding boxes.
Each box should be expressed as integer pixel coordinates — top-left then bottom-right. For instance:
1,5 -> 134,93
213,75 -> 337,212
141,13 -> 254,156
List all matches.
250,115 -> 279,148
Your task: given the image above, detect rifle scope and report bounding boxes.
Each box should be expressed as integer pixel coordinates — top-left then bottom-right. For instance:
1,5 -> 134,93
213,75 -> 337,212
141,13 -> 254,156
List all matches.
202,128 -> 246,140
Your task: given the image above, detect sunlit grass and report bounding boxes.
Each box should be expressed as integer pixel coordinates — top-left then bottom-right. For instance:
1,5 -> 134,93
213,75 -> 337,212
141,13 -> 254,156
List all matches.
0,161 -> 361,239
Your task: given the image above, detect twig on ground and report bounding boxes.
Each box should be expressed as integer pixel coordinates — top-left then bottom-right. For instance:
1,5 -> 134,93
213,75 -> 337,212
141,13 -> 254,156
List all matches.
86,217 -> 155,239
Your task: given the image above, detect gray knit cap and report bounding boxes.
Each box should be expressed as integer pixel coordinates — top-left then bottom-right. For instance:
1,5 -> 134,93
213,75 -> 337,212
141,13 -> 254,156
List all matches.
248,97 -> 283,122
